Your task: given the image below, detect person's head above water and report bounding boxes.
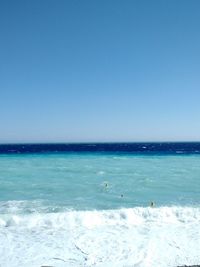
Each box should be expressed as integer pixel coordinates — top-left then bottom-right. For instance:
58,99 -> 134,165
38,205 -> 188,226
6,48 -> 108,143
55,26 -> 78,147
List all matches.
150,201 -> 155,207
104,182 -> 109,187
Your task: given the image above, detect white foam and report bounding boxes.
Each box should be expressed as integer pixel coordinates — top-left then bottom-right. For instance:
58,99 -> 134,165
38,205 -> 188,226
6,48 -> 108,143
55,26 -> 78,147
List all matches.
97,171 -> 105,175
0,206 -> 200,267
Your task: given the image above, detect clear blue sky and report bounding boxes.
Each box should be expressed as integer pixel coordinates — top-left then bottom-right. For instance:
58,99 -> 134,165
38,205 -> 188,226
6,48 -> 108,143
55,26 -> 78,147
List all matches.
0,0 -> 200,143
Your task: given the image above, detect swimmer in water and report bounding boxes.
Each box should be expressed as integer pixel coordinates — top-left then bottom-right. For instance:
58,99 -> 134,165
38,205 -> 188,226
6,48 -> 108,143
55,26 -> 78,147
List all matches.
103,181 -> 109,190
150,201 -> 155,207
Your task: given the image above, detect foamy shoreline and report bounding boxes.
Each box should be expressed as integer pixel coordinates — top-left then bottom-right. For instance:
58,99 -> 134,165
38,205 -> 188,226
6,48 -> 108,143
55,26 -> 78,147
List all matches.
1,206 -> 200,267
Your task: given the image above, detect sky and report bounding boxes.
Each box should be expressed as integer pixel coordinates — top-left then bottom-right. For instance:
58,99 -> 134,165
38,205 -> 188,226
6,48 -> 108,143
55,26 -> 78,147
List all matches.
0,0 -> 200,143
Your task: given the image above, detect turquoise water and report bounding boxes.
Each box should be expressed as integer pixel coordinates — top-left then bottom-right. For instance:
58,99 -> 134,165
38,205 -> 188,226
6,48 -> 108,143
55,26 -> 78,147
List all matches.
1,152 -> 200,267
0,153 -> 200,212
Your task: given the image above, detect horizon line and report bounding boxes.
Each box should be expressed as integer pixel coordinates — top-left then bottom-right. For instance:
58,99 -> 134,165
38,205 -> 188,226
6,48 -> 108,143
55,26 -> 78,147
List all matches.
0,140 -> 200,145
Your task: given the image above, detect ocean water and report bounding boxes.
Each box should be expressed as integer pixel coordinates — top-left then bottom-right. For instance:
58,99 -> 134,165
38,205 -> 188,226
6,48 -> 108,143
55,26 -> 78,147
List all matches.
0,143 -> 200,267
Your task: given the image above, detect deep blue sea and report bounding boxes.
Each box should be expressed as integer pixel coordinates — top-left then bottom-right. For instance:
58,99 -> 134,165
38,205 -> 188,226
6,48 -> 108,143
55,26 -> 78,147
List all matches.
0,143 -> 200,267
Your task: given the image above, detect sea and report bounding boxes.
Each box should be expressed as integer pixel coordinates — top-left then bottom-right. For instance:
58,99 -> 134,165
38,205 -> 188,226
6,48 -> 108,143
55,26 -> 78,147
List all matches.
0,143 -> 200,267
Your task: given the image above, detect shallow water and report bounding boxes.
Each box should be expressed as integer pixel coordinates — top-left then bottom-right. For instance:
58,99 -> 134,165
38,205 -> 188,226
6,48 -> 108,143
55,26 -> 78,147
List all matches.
0,153 -> 200,211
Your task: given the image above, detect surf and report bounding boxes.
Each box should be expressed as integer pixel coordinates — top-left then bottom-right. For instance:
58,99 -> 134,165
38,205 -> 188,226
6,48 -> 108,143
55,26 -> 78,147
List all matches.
0,206 -> 200,267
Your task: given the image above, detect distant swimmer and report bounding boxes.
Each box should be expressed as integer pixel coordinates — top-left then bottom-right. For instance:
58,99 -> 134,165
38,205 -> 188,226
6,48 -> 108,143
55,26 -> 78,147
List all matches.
150,201 -> 155,207
120,194 -> 123,198
103,181 -> 109,190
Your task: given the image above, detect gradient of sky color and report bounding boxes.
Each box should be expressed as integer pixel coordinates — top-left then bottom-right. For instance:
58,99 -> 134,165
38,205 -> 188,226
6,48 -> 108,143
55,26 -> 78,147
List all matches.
0,0 -> 200,143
